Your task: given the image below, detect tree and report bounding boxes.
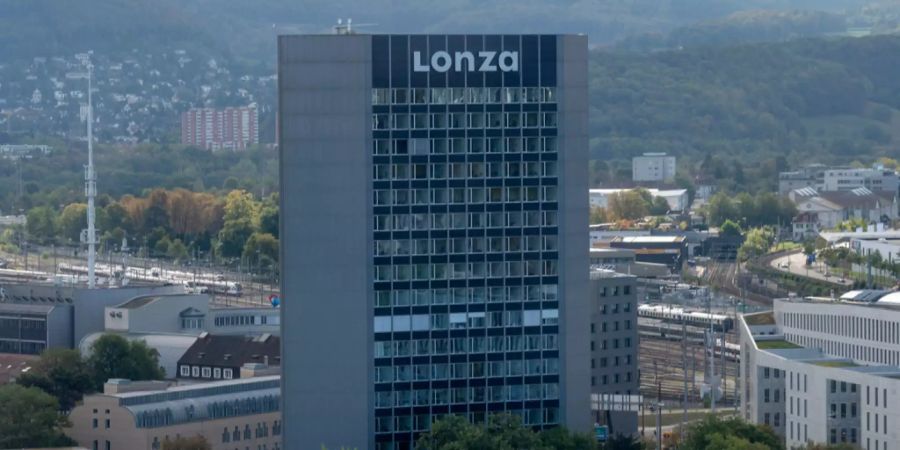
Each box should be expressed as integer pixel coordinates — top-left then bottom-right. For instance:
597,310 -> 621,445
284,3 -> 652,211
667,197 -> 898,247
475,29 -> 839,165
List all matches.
243,232 -> 278,269
0,384 -> 75,448
58,203 -> 87,243
16,348 -> 94,411
608,190 -> 650,221
720,219 -> 743,237
25,206 -> 58,243
649,196 -> 671,215
681,416 -> 782,450
602,433 -> 643,450
706,192 -> 737,227
590,206 -> 610,224
86,334 -> 165,390
218,190 -> 260,258
161,435 -> 212,450
167,238 -> 189,261
738,227 -> 776,261
416,413 -> 592,450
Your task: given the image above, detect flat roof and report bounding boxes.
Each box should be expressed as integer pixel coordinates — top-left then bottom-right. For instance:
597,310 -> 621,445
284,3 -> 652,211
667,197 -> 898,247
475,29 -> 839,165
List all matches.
0,303 -> 57,314
615,236 -> 685,244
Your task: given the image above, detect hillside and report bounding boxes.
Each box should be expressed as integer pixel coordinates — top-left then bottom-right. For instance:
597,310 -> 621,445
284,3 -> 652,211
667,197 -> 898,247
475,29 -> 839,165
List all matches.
589,34 -> 900,192
0,0 -> 874,64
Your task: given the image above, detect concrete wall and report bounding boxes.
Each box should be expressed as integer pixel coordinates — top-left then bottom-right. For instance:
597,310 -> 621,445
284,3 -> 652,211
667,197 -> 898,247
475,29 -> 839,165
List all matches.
73,285 -> 185,345
279,34 -> 374,450
557,34 -> 591,433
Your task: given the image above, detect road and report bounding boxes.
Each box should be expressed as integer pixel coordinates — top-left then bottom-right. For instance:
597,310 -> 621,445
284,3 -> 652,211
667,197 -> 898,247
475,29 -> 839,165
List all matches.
768,251 -> 852,287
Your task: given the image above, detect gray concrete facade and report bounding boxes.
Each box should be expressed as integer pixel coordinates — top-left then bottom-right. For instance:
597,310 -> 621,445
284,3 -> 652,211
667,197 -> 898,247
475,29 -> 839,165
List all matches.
279,34 -> 374,449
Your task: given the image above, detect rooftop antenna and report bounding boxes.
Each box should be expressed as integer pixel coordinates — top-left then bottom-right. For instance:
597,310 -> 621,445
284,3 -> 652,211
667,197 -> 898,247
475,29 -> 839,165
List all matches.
80,60 -> 99,289
333,18 -> 376,35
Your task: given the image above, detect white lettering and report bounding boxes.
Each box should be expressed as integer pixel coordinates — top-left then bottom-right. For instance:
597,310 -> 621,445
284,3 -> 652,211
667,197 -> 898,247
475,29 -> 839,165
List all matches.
413,51 -> 429,72
411,51 -> 519,73
478,51 -> 497,72
498,51 -> 519,72
454,51 -> 475,72
431,51 -> 452,73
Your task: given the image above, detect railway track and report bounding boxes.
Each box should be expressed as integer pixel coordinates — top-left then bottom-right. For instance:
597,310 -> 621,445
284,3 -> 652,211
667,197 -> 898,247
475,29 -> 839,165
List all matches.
639,336 -> 739,405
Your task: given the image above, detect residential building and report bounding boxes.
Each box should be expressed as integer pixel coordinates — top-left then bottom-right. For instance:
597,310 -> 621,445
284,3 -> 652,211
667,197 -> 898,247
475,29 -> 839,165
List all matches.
180,105 -> 259,151
739,293 -> 900,448
176,333 -> 279,381
589,269 -> 639,436
589,188 -> 688,212
632,153 -> 675,182
66,376 -> 281,450
278,34 -> 590,449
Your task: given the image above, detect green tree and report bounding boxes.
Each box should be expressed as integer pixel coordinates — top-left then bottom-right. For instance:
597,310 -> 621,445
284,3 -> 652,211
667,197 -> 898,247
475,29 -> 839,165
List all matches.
720,219 -> 743,237
100,201 -> 131,235
608,190 -> 650,221
58,203 -> 87,243
416,413 -> 592,450
161,435 -> 212,450
590,206 -> 610,224
86,334 -> 165,390
243,232 -> 278,269
25,206 -> 58,243
649,196 -> 671,215
218,190 -> 260,258
681,416 -> 782,450
601,434 -> 644,450
738,227 -> 776,261
16,348 -> 94,411
706,192 -> 737,227
167,238 -> 189,261
0,384 -> 75,448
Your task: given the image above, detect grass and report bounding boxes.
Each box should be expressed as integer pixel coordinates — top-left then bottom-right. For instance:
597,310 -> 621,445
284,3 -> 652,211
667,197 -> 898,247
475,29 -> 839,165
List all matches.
743,312 -> 775,326
756,340 -> 801,350
812,361 -> 858,368
770,242 -> 801,253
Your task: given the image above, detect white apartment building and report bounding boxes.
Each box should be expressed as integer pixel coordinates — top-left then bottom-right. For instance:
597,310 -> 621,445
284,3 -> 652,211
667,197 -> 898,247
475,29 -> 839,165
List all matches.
740,293 -> 900,450
632,153 -> 676,182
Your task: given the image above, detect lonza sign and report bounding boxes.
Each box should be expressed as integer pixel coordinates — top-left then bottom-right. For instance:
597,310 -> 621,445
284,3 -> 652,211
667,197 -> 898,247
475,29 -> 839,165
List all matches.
413,51 -> 519,73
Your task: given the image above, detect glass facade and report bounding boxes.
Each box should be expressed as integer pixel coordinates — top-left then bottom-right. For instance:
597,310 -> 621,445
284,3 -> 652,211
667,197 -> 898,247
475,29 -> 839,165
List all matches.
370,34 -> 560,449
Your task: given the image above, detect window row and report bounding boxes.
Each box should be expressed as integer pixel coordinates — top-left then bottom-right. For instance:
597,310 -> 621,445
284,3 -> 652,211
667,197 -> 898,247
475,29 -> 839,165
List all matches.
374,161 -> 557,181
374,310 -> 558,334
178,364 -> 234,380
374,211 -> 558,232
372,87 -> 557,105
374,356 -> 559,382
374,260 -> 558,281
374,236 -> 558,257
375,285 -> 558,307
373,112 -> 557,130
374,335 -> 560,358
374,383 -> 559,410
374,137 -> 557,155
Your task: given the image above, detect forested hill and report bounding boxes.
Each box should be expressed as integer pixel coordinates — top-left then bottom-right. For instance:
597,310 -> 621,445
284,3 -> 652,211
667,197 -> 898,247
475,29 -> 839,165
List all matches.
0,0 -> 873,64
589,33 -> 900,191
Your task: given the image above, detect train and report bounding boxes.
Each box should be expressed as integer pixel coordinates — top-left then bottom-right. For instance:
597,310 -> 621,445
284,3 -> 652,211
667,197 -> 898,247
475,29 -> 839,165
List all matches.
638,304 -> 734,333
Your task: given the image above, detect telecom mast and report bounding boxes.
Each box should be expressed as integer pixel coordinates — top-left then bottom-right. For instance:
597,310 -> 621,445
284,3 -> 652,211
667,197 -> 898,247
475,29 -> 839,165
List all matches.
81,62 -> 98,288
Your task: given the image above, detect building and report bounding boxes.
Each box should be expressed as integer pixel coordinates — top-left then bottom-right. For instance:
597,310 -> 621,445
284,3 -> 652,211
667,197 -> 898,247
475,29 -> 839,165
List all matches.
608,236 -> 687,271
66,376 -> 281,450
176,333 -> 279,381
632,153 -> 675,183
180,105 -> 259,151
823,167 -> 899,195
778,165 -> 826,196
0,284 -> 183,355
589,188 -> 688,213
279,34 -> 590,449
739,293 -> 900,448
0,352 -> 38,384
589,269 -> 639,436
790,187 -> 898,232
589,248 -> 670,278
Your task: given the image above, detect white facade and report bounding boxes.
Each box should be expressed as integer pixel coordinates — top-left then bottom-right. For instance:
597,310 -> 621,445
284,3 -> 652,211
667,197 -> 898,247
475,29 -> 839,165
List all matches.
632,153 -> 675,182
740,297 -> 900,449
589,188 -> 688,212
823,168 -> 899,194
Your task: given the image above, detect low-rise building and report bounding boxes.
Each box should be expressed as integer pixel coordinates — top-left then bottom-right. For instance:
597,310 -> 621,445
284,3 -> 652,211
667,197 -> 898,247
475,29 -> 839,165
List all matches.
740,293 -> 900,448
609,236 -> 687,271
66,376 -> 282,450
176,333 -> 279,381
589,188 -> 689,213
790,187 -> 898,234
